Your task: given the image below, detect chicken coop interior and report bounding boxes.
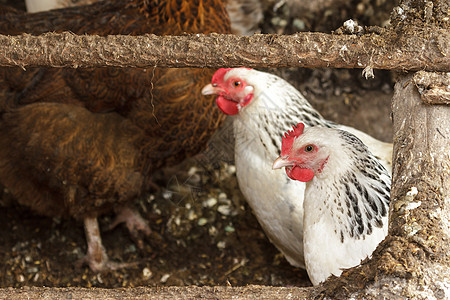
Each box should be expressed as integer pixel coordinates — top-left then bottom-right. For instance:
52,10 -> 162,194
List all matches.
1,0 -> 446,295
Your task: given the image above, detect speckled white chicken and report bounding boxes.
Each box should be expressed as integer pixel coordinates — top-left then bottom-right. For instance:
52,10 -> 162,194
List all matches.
202,68 -> 392,270
272,123 -> 390,285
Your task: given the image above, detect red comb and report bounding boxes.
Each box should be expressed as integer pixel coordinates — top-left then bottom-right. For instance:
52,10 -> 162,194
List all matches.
211,68 -> 232,84
211,68 -> 253,84
281,123 -> 305,156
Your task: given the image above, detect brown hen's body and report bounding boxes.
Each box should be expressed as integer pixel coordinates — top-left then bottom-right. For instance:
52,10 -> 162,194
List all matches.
0,0 -> 230,271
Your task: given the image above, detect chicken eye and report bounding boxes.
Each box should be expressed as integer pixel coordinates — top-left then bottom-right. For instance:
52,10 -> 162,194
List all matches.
305,145 -> 314,152
233,81 -> 241,87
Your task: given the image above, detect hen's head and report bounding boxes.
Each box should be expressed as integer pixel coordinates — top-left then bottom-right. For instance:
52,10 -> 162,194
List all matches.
202,68 -> 255,115
272,123 -> 333,182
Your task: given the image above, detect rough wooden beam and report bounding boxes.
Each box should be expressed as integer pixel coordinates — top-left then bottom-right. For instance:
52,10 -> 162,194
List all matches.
0,27 -> 448,71
0,285 -> 311,299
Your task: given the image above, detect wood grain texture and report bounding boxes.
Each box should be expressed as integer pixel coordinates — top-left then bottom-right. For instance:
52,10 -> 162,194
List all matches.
0,27 -> 448,71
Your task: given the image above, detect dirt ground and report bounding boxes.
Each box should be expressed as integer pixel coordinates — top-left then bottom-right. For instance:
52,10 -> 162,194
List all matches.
0,0 -> 396,289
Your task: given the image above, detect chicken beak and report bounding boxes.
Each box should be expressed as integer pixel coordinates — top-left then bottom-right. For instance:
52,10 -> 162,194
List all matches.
272,156 -> 294,170
202,83 -> 224,96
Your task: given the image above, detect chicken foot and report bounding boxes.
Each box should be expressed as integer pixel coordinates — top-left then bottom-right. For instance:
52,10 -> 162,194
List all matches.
107,206 -> 157,249
77,216 -> 138,272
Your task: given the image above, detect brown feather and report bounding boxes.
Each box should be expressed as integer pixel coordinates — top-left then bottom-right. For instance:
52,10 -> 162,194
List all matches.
0,0 -> 230,216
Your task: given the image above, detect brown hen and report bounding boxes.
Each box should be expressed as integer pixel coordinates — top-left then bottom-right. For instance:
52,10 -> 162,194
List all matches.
0,0 -> 230,272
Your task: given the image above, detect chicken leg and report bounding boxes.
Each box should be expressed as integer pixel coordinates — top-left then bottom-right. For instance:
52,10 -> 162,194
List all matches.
78,216 -> 137,272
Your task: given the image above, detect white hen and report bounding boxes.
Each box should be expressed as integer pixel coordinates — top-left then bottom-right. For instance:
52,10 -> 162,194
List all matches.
273,123 -> 390,285
202,68 -> 392,269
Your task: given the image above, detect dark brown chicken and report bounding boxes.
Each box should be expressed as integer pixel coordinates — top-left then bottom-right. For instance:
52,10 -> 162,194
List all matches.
23,0 -> 263,35
0,0 -> 230,271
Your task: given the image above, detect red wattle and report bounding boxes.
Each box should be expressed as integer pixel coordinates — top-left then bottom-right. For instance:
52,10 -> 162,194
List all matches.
287,166 -> 315,182
216,96 -> 239,115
